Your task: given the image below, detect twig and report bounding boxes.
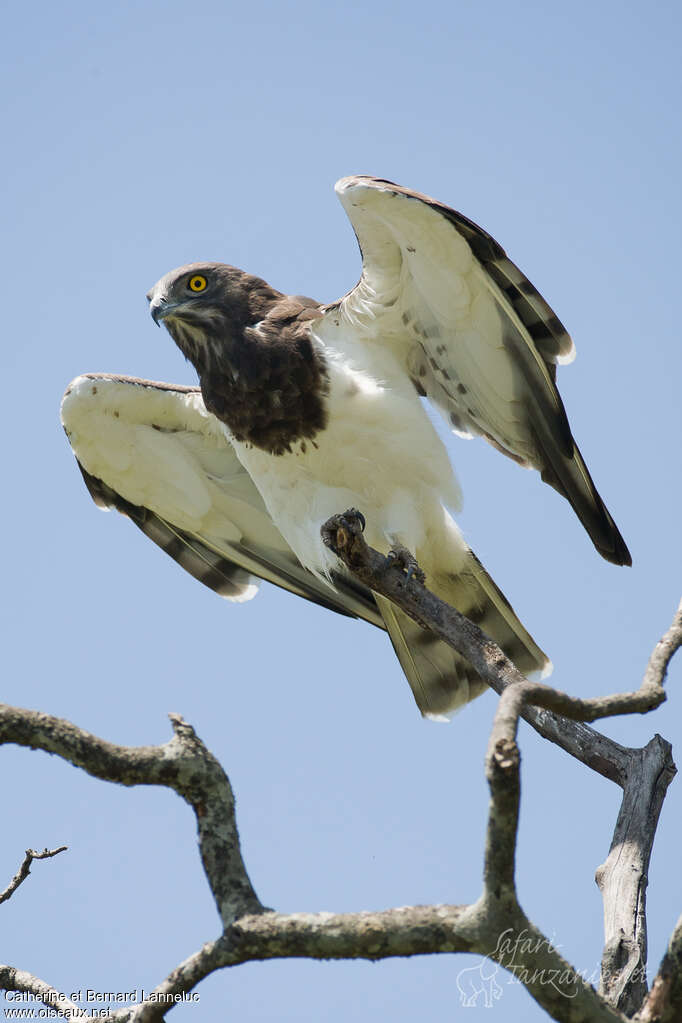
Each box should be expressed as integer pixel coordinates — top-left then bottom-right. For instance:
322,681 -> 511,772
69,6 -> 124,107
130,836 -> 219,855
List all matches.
0,846 -> 68,905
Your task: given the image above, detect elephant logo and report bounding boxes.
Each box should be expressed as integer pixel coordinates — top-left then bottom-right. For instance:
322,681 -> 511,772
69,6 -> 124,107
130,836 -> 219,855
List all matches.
456,960 -> 503,1008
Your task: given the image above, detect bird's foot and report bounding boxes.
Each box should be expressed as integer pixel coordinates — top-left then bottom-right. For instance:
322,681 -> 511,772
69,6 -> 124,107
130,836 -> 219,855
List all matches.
321,508 -> 366,553
384,544 -> 425,585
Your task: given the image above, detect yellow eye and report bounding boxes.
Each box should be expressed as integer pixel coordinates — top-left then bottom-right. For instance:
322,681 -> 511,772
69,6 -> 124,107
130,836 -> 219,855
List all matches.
188,274 -> 207,293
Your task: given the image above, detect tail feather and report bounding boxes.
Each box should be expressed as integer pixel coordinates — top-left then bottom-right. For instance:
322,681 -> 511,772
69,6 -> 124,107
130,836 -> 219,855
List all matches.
376,549 -> 550,719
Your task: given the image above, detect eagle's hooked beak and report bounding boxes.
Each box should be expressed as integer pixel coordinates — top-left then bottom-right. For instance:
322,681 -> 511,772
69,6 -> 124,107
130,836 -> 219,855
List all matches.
149,295 -> 170,327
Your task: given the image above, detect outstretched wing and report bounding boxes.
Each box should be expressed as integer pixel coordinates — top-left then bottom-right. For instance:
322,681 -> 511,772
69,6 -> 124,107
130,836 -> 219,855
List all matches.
61,373 -> 383,625
321,176 -> 630,566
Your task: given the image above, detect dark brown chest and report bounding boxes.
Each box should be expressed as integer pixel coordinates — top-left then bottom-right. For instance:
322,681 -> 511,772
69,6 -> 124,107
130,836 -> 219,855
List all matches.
200,318 -> 329,456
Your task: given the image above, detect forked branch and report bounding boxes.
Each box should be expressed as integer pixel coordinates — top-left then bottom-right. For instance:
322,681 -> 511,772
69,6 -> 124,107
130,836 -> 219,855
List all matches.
322,509 -> 681,1016
0,846 -> 68,906
0,510 -> 678,1022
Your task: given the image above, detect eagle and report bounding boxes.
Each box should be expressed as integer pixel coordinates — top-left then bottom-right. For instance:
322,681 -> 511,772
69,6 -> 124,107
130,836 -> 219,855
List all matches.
61,176 -> 630,719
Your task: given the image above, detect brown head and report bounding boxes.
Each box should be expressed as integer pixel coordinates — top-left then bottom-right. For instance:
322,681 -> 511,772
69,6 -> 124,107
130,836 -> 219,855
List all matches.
146,262 -> 282,372
147,262 -> 328,455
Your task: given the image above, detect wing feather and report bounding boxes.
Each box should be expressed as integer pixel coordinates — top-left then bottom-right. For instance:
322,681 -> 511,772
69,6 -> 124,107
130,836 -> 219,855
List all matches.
61,373 -> 384,623
326,176 -> 630,565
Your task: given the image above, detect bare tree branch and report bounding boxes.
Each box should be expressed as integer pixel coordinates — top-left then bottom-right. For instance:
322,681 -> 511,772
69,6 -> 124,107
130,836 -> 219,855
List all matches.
0,707 -> 262,926
321,511 -> 671,727
0,699 -> 629,1023
117,940 -> 226,1023
322,509 -> 682,1017
124,911 -> 631,1023
642,600 -> 682,691
321,512 -> 682,785
485,681 -> 675,1016
0,516 -> 679,1022
639,915 -> 682,1023
0,696 -> 635,1023
0,846 -> 68,906
482,688 -> 523,894
596,735 -> 676,1013
519,594 -> 679,785
0,966 -> 83,1018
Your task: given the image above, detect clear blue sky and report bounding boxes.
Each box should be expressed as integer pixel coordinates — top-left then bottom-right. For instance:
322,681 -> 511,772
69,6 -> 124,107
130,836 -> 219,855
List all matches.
2,1 -> 680,1020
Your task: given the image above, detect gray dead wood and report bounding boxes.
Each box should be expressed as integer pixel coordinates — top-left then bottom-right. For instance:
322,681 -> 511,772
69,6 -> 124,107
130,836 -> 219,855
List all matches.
0,703 -> 627,1023
0,510 -> 678,1022
322,510 -> 682,1018
0,846 -> 67,905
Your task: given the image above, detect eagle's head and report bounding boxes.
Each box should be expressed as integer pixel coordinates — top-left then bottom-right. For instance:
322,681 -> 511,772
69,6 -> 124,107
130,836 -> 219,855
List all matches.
147,262 -> 281,370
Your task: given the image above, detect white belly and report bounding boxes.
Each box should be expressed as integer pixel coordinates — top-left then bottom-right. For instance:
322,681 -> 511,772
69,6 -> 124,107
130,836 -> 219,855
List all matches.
230,336 -> 464,579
